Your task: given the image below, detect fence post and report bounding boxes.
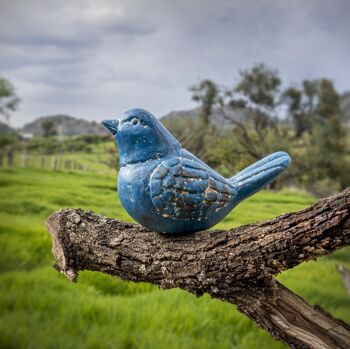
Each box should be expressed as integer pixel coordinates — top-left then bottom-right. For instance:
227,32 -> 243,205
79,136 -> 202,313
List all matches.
51,156 -> 57,171
21,152 -> 27,168
7,150 -> 14,167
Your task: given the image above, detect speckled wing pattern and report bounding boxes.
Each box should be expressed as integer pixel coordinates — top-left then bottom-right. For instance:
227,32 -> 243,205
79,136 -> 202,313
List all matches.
150,157 -> 237,221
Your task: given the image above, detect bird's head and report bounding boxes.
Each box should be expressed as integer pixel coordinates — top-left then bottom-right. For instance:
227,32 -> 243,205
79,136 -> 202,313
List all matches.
102,108 -> 180,166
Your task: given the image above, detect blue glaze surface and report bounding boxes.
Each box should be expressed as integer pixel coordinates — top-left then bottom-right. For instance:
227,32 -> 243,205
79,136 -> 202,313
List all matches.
102,108 -> 291,233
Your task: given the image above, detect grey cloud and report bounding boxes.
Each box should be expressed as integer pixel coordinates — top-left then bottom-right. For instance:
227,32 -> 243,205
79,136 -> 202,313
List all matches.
0,33 -> 97,50
0,0 -> 349,127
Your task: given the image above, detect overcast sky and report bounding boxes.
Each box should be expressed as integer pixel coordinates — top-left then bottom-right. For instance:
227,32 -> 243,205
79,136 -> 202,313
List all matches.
1,0 -> 349,127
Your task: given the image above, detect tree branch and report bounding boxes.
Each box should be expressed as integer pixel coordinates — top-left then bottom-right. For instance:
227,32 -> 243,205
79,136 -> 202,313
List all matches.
46,189 -> 350,349
218,106 -> 262,159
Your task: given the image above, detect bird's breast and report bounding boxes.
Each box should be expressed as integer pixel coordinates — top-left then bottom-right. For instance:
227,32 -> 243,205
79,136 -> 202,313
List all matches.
118,160 -> 159,222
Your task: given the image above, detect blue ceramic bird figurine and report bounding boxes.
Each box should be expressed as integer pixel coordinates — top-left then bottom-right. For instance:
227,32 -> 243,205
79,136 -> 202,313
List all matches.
102,108 -> 291,234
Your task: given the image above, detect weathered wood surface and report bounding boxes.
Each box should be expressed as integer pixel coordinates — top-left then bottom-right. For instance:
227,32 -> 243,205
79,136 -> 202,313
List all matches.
47,188 -> 350,349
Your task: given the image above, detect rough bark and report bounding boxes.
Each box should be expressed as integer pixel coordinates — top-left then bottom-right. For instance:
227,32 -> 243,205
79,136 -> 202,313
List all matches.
46,188 -> 350,349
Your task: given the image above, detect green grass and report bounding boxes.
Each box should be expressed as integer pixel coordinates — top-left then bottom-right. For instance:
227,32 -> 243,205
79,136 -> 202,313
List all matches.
10,149 -> 116,174
0,168 -> 349,349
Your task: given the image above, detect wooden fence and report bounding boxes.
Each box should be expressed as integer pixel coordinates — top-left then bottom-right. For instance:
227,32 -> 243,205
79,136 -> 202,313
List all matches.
0,151 -> 91,172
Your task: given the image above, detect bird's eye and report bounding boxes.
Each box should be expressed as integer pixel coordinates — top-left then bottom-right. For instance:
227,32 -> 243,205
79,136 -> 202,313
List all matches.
131,118 -> 139,125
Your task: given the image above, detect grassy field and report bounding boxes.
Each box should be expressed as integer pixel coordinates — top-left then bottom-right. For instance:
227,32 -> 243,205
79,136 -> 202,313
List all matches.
0,168 -> 349,349
9,143 -> 117,174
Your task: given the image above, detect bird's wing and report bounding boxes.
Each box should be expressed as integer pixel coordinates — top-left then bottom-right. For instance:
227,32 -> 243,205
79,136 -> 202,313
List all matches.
150,157 -> 236,221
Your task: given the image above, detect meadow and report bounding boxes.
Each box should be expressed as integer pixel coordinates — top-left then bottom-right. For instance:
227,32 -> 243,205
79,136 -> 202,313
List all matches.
0,167 -> 349,349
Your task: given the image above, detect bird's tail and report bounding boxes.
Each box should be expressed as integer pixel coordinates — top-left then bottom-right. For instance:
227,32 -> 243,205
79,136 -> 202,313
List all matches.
230,151 -> 291,203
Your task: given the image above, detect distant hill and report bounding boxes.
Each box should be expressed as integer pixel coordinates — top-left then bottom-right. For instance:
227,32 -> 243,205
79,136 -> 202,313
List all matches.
19,115 -> 105,136
163,93 -> 350,126
16,94 -> 350,138
0,122 -> 17,135
161,106 -> 247,126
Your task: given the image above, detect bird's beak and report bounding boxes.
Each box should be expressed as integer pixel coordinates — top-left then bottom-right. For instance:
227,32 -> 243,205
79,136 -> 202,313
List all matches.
102,119 -> 119,135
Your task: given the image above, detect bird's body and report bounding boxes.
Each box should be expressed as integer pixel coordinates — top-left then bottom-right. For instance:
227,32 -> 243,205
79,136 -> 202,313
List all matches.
102,109 -> 291,233
118,150 -> 237,233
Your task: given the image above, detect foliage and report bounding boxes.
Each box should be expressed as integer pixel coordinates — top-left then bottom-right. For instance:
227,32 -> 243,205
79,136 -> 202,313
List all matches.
20,134 -> 111,155
163,115 -> 218,163
187,63 -> 350,194
0,168 -> 349,349
0,134 -> 17,148
97,144 -> 119,170
0,77 -> 20,122
190,79 -> 221,125
41,120 -> 57,137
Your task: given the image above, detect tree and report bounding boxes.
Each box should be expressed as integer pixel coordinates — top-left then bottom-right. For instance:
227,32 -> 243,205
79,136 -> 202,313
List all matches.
234,63 -> 281,109
283,78 -> 349,192
190,64 -> 287,162
186,80 -> 221,163
47,188 -> 350,349
41,120 -> 57,137
305,79 -> 349,192
229,64 -> 284,158
282,80 -> 319,139
190,79 -> 220,126
190,64 -> 349,193
0,77 -> 20,122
